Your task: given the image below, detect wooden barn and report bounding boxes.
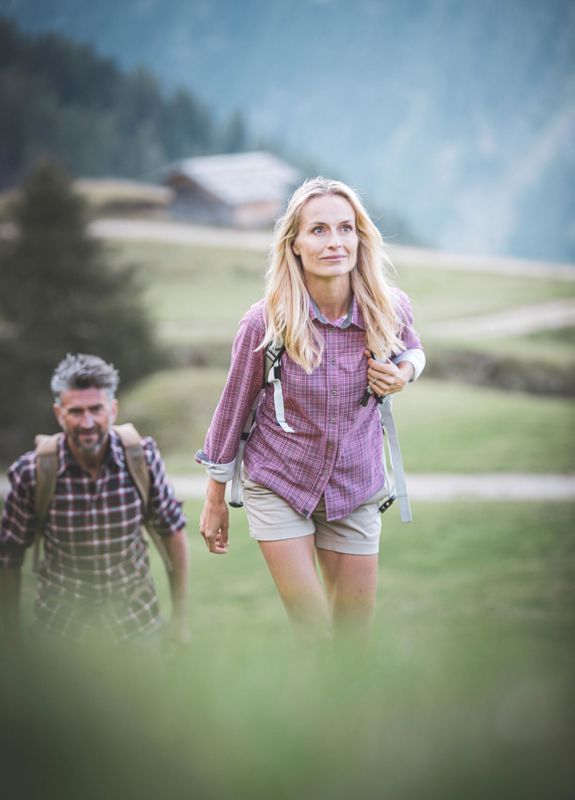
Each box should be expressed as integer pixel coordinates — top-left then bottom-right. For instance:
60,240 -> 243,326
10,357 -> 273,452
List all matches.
162,151 -> 300,228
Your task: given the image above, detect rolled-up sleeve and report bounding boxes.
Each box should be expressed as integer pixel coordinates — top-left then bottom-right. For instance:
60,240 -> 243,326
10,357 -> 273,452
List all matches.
143,438 -> 187,538
0,454 -> 37,569
392,289 -> 426,381
195,302 -> 267,478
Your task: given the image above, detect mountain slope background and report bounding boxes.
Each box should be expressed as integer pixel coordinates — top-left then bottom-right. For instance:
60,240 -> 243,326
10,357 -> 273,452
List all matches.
4,0 -> 575,262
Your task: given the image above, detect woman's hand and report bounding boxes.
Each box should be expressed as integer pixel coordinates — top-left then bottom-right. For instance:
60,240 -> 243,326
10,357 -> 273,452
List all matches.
365,350 -> 414,397
199,479 -> 229,554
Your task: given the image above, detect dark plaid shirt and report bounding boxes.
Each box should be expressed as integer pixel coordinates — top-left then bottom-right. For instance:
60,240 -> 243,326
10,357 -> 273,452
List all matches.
0,430 -> 186,641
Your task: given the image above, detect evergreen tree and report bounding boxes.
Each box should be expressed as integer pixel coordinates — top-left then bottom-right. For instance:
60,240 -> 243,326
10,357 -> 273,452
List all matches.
0,159 -> 160,461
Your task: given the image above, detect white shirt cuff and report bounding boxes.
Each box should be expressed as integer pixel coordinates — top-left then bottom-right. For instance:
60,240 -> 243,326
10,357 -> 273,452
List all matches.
393,348 -> 426,381
194,450 -> 236,483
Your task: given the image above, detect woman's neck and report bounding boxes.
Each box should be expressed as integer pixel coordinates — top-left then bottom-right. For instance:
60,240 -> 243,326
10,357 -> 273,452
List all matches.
305,275 -> 353,322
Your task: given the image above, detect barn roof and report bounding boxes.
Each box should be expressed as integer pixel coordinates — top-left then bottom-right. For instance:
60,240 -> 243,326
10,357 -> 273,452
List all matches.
163,151 -> 300,205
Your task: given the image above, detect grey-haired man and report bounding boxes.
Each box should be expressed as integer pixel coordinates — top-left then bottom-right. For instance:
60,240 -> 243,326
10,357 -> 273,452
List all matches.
0,354 -> 189,645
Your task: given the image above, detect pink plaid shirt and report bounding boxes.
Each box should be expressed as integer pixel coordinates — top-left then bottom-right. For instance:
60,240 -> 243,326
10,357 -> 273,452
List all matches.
198,289 -> 423,521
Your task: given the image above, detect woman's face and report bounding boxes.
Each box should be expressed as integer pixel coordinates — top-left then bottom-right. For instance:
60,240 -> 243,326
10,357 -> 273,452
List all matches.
292,194 -> 359,282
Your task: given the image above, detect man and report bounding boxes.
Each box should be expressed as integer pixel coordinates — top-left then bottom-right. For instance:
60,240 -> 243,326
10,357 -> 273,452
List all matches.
0,353 -> 189,645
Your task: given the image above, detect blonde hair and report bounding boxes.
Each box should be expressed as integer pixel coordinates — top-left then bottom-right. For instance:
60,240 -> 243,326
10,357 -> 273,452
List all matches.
262,176 -> 403,373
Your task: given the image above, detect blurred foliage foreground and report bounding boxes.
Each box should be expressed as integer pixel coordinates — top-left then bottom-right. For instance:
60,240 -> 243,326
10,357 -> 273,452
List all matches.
2,500 -> 574,800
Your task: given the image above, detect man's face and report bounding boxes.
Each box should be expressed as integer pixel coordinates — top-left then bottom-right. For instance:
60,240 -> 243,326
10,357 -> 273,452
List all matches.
53,387 -> 117,457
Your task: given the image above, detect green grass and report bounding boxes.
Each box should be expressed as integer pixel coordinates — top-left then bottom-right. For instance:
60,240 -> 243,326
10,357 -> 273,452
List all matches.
110,240 -> 575,353
462,326 -> 575,365
111,242 -> 266,345
119,371 -> 575,474
392,378 -> 575,473
5,500 -> 575,800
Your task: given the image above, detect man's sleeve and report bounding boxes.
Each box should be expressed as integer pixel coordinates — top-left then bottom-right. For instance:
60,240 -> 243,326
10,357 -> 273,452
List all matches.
0,454 -> 37,568
142,439 -> 186,539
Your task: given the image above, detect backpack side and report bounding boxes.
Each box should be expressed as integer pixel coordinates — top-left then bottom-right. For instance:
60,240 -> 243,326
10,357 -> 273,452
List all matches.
33,434 -> 61,571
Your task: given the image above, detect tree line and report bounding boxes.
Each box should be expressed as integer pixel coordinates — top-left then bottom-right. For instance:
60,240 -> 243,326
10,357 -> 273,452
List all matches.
0,160 -> 161,461
0,15 -> 250,188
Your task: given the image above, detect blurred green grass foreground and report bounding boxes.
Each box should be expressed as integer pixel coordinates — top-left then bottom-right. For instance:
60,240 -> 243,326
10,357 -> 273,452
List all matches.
3,501 -> 574,800
2,237 -> 574,800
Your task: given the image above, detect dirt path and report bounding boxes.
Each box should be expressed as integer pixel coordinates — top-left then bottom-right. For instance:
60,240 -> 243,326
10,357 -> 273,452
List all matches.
89,218 -> 575,339
1,472 -> 574,502
134,473 -> 575,502
428,298 -> 575,338
89,218 -> 575,281
167,473 -> 575,502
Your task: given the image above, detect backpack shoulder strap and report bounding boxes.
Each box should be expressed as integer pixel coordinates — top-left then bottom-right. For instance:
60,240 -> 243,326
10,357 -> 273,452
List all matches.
35,434 -> 60,525
113,423 -> 172,573
230,338 -> 292,507
377,397 -> 412,523
33,433 -> 61,571
113,423 -> 151,510
263,340 -> 285,387
263,339 -> 293,434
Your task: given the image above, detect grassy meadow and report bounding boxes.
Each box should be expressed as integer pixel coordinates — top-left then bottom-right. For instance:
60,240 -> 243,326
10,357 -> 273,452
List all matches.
110,239 -> 575,355
3,236 -> 574,799
110,237 -> 575,475
5,500 -> 575,800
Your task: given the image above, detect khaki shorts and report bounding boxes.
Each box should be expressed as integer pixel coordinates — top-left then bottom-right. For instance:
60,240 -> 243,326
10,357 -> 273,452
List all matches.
242,470 -> 385,555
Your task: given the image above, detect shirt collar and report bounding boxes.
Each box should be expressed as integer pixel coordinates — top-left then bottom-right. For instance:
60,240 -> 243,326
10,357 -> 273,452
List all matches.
308,294 -> 365,331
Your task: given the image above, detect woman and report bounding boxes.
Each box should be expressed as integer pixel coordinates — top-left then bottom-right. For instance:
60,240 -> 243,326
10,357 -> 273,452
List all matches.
196,177 -> 424,639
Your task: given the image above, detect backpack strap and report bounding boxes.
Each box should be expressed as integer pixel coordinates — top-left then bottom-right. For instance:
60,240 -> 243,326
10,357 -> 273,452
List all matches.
33,433 -> 61,572
361,354 -> 412,523
265,343 -> 294,434
377,397 -> 412,523
114,423 -> 151,510
229,341 -> 290,508
113,424 -> 172,573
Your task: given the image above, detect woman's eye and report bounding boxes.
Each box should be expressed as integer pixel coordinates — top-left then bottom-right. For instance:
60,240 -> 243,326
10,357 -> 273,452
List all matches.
341,224 -> 354,232
312,226 -> 324,234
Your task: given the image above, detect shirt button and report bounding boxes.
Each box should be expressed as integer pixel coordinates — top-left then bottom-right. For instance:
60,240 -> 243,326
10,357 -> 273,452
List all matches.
327,442 -> 333,449
329,417 -> 336,424
331,389 -> 337,396
330,358 -> 336,365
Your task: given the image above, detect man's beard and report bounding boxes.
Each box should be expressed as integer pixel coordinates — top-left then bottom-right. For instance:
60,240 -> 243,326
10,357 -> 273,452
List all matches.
72,428 -> 106,454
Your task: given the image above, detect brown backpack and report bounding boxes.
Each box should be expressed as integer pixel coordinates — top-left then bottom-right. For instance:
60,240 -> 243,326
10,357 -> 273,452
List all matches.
33,423 -> 172,572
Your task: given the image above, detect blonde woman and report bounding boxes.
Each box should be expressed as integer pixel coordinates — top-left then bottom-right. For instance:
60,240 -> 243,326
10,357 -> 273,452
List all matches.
197,177 -> 425,639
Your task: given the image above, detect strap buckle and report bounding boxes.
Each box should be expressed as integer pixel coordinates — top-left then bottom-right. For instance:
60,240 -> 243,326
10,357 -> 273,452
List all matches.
378,494 -> 396,513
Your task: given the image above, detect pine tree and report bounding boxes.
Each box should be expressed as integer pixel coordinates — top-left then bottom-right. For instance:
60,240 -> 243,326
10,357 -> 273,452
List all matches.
0,159 -> 161,461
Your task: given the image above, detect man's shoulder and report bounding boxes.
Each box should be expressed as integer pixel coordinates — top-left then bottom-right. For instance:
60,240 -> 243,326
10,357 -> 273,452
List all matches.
141,435 -> 161,459
110,428 -> 161,462
8,449 -> 37,476
6,449 -> 37,492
